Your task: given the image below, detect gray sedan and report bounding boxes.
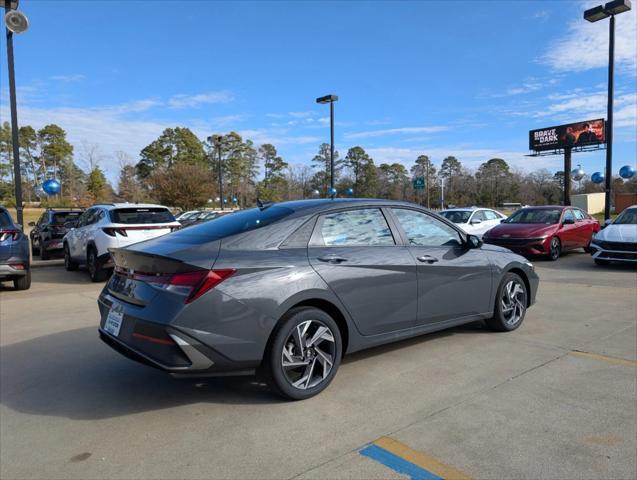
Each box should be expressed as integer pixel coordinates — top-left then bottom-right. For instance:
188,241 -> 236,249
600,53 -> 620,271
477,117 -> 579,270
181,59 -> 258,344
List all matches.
98,199 -> 538,399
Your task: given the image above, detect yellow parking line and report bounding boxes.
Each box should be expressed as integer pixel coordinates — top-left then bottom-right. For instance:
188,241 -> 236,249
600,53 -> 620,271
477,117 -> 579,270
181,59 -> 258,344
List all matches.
570,351 -> 637,368
373,437 -> 472,480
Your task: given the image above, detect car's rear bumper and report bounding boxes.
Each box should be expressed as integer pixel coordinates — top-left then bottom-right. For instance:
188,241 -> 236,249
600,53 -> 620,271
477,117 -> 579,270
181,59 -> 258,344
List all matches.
0,260 -> 29,278
97,293 -> 260,376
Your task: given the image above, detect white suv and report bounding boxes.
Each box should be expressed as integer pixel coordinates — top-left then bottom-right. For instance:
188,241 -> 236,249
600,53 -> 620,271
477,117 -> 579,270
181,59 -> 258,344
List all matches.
63,203 -> 180,281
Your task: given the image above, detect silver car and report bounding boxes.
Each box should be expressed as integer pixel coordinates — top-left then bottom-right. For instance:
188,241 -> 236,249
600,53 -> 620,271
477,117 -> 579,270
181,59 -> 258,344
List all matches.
98,199 -> 538,400
590,205 -> 637,265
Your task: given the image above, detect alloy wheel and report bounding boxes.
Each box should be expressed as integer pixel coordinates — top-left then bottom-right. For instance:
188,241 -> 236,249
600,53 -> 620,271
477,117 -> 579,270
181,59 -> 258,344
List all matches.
281,320 -> 336,390
500,280 -> 525,326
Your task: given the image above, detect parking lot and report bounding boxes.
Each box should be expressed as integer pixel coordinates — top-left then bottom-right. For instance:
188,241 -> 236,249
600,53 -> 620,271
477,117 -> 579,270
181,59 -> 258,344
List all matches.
1,253 -> 635,480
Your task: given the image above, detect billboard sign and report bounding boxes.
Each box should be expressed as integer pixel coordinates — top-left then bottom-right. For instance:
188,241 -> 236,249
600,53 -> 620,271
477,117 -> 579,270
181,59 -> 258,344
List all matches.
529,119 -> 605,152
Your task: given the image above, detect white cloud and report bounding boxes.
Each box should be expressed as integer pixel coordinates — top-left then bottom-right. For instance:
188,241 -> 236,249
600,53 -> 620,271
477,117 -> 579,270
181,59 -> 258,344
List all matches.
49,74 -> 86,83
167,91 -> 234,109
541,4 -> 637,74
344,126 -> 449,140
365,146 -> 558,172
288,111 -> 314,118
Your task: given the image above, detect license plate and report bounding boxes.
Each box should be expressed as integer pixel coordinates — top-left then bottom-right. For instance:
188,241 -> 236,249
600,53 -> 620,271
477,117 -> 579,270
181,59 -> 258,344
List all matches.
104,308 -> 124,337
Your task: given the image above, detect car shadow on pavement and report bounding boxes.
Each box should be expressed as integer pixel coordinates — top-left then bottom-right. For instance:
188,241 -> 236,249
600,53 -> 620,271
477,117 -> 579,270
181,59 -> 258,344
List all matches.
0,327 -> 282,420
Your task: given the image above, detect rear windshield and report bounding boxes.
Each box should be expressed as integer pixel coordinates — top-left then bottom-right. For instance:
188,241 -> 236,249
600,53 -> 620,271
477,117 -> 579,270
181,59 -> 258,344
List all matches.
504,208 -> 561,225
52,212 -> 81,224
170,205 -> 294,241
440,210 -> 471,224
110,208 -> 175,224
0,210 -> 13,228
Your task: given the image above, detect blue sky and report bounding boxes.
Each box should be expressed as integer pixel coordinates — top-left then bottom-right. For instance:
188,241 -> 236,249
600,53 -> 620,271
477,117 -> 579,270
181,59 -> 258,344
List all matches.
1,0 -> 635,183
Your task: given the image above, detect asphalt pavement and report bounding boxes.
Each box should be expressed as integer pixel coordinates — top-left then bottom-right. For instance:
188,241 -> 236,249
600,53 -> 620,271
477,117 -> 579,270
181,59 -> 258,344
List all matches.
1,252 -> 635,479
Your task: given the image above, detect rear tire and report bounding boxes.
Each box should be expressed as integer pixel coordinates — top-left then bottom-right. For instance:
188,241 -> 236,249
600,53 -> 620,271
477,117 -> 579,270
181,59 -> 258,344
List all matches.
594,259 -> 610,266
265,307 -> 342,400
87,248 -> 109,282
31,240 -> 40,256
548,237 -> 561,261
64,244 -> 78,271
485,272 -> 528,332
13,269 -> 31,290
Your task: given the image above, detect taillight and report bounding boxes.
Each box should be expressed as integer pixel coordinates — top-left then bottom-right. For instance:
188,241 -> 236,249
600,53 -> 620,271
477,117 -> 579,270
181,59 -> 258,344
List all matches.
0,230 -> 20,242
114,267 -> 236,303
103,228 -> 128,237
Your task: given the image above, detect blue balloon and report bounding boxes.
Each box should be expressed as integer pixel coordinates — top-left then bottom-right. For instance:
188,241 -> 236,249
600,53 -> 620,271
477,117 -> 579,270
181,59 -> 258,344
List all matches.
345,187 -> 354,196
328,187 -> 337,196
42,179 -> 61,195
591,172 -> 605,184
619,165 -> 635,179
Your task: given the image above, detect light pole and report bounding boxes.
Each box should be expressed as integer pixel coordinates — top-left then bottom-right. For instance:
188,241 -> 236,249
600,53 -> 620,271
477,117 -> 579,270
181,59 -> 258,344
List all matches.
2,0 -> 29,227
584,0 -> 632,221
209,135 -> 224,211
316,94 -> 338,199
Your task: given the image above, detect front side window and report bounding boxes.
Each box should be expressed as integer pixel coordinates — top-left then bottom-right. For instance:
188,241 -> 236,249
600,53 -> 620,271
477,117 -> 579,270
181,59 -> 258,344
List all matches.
563,209 -> 575,223
484,210 -> 499,221
573,209 -> 585,221
392,208 -> 462,247
77,209 -> 94,228
471,210 -> 487,222
317,209 -> 394,246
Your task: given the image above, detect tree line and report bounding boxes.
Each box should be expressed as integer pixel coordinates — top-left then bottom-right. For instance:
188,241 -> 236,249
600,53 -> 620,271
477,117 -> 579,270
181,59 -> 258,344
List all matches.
1,121 -> 635,210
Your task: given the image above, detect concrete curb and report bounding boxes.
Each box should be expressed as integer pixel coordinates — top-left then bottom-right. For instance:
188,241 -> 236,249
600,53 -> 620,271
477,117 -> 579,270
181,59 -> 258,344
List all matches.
31,259 -> 64,268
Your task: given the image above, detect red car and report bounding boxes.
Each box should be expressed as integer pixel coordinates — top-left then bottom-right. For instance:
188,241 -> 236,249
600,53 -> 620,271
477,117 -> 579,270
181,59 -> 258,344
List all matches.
483,206 -> 600,261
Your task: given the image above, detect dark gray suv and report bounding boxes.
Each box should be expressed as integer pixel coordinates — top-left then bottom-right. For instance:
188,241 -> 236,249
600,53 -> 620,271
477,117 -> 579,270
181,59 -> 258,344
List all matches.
99,199 -> 538,399
0,206 -> 30,290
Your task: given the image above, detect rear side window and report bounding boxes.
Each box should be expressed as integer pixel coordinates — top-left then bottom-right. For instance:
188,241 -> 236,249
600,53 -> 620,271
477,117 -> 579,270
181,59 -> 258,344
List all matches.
472,210 -> 487,222
110,208 -> 175,224
52,212 -> 81,224
0,210 -> 13,228
316,209 -> 395,246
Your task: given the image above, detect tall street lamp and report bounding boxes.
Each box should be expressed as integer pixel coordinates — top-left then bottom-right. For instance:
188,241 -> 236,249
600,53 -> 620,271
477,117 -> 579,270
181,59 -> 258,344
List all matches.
316,94 -> 338,199
584,0 -> 632,221
2,0 -> 29,227
208,135 -> 224,211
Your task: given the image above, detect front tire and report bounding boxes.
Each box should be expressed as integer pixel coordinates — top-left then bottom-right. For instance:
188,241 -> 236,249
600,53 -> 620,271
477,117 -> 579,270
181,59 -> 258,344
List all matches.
266,307 -> 342,400
13,269 -> 31,290
548,237 -> 561,261
485,272 -> 528,332
87,248 -> 109,282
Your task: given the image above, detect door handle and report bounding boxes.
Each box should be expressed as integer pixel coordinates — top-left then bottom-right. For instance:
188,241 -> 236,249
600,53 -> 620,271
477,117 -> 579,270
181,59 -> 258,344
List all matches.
417,255 -> 438,264
317,255 -> 348,264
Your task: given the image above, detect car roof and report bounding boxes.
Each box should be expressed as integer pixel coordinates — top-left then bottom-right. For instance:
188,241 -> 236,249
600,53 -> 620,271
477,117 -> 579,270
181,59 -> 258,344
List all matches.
441,207 -> 481,212
92,203 -> 170,210
273,198 -> 426,215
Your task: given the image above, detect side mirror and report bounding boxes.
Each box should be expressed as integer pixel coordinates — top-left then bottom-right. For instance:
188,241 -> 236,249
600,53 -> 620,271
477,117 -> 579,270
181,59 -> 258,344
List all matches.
500,219 -> 506,223
466,234 -> 482,249
562,218 -> 575,225
28,222 -> 35,227
604,218 -> 612,227
471,219 -> 482,225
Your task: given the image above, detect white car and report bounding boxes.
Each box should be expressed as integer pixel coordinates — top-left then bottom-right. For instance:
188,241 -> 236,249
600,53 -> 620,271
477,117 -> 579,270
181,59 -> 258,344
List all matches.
439,207 -> 507,236
63,203 -> 180,281
589,205 -> 637,265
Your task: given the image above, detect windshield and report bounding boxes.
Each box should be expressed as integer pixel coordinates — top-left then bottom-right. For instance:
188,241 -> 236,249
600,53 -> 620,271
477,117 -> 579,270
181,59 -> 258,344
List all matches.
440,210 -> 471,224
0,210 -> 13,228
613,208 -> 637,225
110,208 -> 175,224
504,208 -> 562,225
52,212 -> 81,224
